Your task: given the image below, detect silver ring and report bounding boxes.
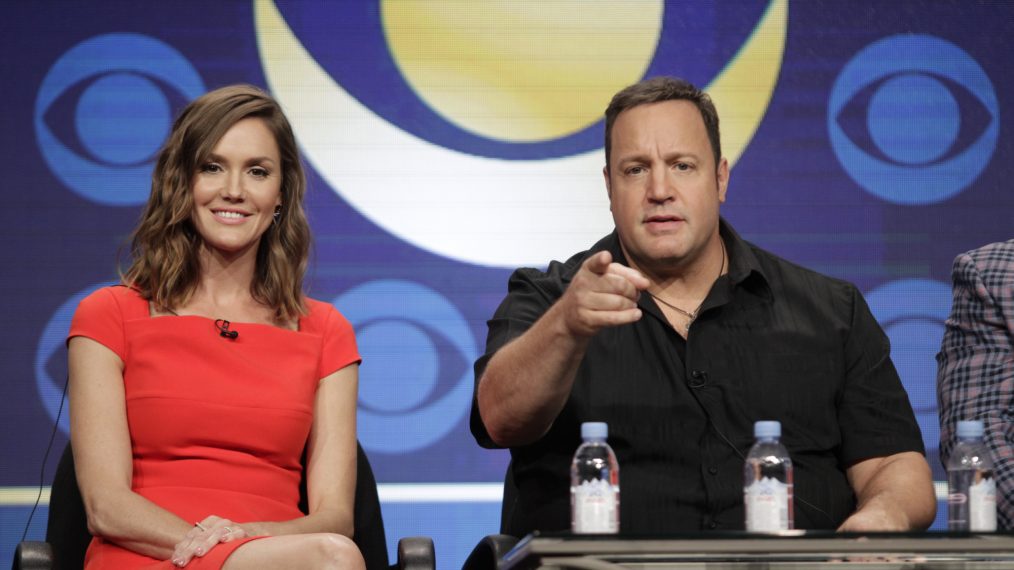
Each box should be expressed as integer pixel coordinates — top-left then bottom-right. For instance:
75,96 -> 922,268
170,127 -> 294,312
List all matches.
222,526 -> 232,534
195,522 -> 207,532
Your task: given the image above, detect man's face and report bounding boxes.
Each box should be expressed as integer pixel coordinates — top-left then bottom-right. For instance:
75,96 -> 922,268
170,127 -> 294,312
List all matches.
604,100 -> 728,275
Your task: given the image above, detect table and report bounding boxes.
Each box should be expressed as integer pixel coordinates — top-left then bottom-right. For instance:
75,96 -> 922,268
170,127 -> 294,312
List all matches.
500,531 -> 1014,569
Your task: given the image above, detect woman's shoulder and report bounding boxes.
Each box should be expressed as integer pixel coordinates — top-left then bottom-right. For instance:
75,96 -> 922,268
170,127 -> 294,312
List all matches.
302,297 -> 361,373
77,285 -> 148,318
69,285 -> 147,353
300,297 -> 354,335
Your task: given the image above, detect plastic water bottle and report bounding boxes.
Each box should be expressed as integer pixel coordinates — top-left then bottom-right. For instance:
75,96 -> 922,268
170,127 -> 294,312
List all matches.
744,420 -> 794,532
947,420 -> 997,531
570,422 -> 620,534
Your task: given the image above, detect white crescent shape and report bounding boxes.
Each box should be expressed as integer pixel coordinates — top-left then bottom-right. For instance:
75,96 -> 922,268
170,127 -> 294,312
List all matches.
254,0 -> 786,267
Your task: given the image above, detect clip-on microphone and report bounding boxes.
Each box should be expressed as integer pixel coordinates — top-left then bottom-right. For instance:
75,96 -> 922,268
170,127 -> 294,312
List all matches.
215,319 -> 239,340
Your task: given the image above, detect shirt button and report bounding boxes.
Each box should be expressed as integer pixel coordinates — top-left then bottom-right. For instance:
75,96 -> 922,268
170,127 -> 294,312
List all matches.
688,370 -> 707,388
708,521 -> 718,529
708,466 -> 718,475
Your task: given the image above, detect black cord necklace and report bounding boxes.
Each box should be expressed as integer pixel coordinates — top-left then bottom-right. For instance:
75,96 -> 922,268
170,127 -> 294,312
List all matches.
648,240 -> 726,333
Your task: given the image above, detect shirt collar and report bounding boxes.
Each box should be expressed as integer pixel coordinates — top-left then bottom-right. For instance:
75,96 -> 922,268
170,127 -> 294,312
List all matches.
718,218 -> 769,295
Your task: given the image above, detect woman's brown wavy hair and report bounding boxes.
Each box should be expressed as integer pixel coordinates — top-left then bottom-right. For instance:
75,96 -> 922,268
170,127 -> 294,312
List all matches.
121,84 -> 310,322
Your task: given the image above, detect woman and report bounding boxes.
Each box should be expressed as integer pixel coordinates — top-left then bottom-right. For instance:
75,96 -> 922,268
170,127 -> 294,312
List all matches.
68,85 -> 365,569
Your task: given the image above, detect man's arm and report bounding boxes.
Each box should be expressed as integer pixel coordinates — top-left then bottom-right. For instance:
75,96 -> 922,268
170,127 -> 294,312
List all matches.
838,451 -> 937,531
477,251 -> 648,447
937,247 -> 1014,528
834,284 -> 935,531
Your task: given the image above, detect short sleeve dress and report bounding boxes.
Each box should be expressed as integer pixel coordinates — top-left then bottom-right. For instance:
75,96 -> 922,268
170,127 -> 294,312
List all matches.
68,286 -> 360,569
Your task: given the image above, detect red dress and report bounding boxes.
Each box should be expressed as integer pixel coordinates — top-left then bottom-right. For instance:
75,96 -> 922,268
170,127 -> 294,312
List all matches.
68,286 -> 360,569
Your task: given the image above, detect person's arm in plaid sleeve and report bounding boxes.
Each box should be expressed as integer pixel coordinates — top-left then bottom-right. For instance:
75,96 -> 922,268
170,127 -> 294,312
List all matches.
937,243 -> 1014,529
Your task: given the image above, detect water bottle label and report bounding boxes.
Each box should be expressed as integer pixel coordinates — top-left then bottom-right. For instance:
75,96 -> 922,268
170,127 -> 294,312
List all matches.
572,479 -> 619,534
947,492 -> 967,505
745,476 -> 790,532
968,476 -> 997,531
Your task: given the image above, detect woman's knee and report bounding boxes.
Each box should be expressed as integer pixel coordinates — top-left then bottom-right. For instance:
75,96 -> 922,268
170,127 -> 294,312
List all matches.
312,533 -> 364,570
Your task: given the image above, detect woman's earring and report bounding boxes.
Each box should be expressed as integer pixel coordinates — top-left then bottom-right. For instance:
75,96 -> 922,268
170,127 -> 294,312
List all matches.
273,205 -> 282,222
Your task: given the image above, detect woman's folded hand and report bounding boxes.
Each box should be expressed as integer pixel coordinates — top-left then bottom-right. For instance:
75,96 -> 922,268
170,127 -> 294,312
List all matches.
171,515 -> 249,567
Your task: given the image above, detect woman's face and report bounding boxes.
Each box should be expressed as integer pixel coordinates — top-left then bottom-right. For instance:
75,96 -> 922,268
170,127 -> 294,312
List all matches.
190,117 -> 282,259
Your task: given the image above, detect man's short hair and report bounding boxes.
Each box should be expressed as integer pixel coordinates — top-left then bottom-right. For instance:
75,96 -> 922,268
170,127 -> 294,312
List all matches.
603,76 -> 722,171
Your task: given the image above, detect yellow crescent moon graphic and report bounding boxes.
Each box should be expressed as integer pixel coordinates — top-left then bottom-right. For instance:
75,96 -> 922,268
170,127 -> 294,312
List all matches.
254,0 -> 786,267
381,1 -> 664,142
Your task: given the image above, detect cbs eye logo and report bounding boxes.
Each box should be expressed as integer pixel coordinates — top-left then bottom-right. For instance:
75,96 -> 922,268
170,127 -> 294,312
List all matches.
35,33 -> 205,206
334,280 -> 477,454
865,278 -> 951,458
828,34 -> 998,205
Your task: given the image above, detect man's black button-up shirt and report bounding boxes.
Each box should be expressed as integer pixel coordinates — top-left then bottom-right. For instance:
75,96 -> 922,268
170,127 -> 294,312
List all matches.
471,220 -> 924,536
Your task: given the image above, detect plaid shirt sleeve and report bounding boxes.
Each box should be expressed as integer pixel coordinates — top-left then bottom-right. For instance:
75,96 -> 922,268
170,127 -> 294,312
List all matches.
936,240 -> 1014,529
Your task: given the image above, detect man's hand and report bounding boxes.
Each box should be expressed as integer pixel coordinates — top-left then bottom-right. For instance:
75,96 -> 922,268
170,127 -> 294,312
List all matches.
559,251 -> 650,337
475,250 -> 651,447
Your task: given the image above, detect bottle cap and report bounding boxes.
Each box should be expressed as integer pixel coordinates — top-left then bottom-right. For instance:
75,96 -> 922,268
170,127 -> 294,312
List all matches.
956,420 -> 984,438
754,420 -> 781,438
581,422 -> 608,440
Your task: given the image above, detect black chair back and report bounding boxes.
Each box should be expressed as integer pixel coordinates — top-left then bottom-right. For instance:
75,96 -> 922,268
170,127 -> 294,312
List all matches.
499,460 -> 519,536
44,445 -> 89,570
351,444 -> 390,569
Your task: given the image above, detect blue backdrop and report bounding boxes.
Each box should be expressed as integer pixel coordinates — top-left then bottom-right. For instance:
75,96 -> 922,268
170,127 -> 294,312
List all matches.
2,1 -> 1012,568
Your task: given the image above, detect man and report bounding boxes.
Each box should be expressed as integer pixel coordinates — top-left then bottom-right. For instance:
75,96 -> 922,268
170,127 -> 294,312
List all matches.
471,76 -> 935,536
937,240 -> 1014,529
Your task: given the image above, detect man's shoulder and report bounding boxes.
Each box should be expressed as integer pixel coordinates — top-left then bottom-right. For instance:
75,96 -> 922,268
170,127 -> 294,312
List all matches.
743,242 -> 887,343
507,233 -> 617,294
746,241 -> 857,297
510,251 -> 587,288
961,239 -> 1014,268
953,240 -> 1014,299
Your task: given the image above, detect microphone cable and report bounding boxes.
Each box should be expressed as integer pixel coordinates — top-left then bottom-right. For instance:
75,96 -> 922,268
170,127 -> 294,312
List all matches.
21,373 -> 69,542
